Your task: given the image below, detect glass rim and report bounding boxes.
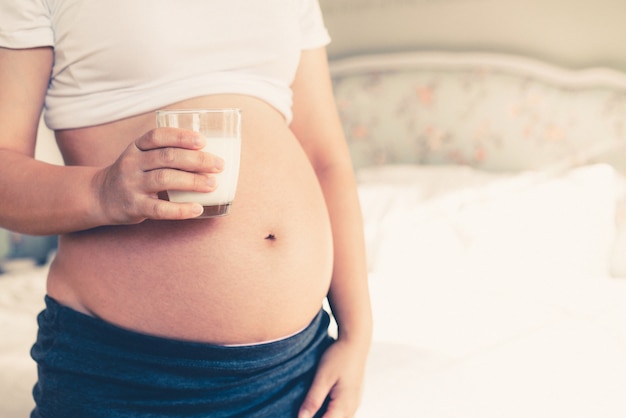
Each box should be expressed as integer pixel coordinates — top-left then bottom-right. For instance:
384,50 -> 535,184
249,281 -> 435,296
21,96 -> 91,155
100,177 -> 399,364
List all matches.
155,108 -> 241,116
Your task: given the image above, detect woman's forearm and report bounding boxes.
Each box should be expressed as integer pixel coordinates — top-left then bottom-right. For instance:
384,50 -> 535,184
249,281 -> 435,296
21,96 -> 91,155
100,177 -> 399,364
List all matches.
0,149 -> 102,235
319,164 -> 373,346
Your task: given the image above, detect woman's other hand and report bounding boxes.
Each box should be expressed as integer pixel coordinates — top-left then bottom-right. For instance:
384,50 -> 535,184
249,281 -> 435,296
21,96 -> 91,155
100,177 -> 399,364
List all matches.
299,337 -> 368,418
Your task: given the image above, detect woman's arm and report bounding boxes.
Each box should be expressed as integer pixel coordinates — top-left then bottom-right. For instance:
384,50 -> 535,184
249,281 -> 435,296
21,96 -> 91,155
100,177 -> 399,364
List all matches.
0,47 -> 222,235
0,46 -> 100,235
290,47 -> 373,418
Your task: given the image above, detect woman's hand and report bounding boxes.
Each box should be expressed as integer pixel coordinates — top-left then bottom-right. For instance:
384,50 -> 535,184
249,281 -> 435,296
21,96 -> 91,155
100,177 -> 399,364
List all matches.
93,127 -> 224,224
299,338 -> 369,418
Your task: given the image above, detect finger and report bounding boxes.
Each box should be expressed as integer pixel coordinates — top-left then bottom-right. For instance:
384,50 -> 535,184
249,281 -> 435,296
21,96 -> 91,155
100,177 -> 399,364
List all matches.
135,127 -> 205,152
140,198 -> 205,220
321,382 -> 363,418
139,147 -> 224,173
142,168 -> 217,195
299,376 -> 335,418
321,398 -> 349,418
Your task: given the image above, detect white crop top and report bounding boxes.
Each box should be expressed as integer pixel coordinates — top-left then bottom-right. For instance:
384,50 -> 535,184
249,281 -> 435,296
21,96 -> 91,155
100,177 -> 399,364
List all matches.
0,0 -> 331,129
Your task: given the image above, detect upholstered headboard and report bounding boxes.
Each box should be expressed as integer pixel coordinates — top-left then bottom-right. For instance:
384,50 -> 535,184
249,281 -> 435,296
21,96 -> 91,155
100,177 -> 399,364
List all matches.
330,51 -> 626,172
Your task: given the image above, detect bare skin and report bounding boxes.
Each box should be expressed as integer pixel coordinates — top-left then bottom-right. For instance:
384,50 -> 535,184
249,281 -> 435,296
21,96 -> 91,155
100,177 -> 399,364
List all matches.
0,46 -> 372,417
49,94 -> 335,344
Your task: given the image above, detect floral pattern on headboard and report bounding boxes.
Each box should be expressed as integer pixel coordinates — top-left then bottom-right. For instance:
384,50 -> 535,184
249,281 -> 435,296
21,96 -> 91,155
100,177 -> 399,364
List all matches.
331,52 -> 626,171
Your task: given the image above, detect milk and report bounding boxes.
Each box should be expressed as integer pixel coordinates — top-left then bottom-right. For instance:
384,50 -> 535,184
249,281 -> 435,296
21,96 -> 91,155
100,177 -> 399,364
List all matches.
167,136 -> 241,209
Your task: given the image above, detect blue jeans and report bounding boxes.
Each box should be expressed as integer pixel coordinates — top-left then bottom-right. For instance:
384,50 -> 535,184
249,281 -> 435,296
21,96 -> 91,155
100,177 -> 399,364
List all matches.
31,296 -> 334,417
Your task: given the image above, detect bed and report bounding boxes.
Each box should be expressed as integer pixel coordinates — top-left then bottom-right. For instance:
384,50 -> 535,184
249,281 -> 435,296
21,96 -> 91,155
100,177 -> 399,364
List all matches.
3,49 -> 626,417
333,50 -> 626,417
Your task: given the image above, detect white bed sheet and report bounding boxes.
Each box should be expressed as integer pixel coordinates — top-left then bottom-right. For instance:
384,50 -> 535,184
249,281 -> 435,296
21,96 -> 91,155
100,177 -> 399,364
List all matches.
361,265 -> 626,418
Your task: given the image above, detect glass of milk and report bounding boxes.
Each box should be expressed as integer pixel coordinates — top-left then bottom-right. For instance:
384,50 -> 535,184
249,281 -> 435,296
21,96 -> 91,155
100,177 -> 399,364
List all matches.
156,109 -> 242,218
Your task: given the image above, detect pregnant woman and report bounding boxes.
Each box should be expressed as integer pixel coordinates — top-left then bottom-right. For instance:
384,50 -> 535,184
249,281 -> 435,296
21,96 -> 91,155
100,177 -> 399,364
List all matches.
0,1 -> 372,417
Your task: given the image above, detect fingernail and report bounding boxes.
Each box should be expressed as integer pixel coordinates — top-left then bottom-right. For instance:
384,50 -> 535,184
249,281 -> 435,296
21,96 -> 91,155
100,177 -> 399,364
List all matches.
207,176 -> 217,187
193,135 -> 205,147
299,410 -> 311,418
215,157 -> 225,170
192,204 -> 203,215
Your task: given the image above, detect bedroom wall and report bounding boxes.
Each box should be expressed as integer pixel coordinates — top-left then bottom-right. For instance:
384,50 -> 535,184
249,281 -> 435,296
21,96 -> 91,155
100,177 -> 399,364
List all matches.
320,0 -> 626,72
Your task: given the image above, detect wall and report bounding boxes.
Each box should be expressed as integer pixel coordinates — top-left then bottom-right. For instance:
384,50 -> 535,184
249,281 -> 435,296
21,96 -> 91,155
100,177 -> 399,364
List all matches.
320,0 -> 626,72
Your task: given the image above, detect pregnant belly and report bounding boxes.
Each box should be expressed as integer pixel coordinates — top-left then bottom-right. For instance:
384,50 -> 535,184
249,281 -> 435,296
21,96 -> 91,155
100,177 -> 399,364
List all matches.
47,99 -> 334,344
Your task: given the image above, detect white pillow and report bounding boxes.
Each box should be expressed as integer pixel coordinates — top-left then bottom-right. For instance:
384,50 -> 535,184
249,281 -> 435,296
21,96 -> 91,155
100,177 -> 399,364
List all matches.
609,172 -> 626,277
357,164 -> 617,279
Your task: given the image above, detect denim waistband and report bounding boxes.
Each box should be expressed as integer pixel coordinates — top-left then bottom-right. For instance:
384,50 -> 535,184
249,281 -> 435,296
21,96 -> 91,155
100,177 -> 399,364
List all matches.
37,295 -> 329,372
